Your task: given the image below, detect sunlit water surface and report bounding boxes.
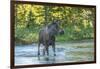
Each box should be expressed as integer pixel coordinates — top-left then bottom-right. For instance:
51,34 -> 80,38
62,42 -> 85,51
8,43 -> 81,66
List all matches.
15,40 -> 94,65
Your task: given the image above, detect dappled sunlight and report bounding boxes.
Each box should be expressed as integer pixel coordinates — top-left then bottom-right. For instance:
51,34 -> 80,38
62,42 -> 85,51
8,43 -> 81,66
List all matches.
15,4 -> 95,45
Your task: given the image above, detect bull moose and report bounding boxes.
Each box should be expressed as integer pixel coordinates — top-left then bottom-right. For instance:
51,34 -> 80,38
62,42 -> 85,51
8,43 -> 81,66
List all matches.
38,20 -> 64,56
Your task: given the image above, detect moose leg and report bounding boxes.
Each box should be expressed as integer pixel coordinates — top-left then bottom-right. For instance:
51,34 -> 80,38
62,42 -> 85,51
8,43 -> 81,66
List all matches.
38,43 -> 40,56
46,45 -> 49,56
47,46 -> 49,56
43,46 -> 45,55
52,43 -> 56,56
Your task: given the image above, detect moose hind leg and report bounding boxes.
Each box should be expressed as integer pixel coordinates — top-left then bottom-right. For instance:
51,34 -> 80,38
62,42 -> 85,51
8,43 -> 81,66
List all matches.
52,43 -> 56,56
46,46 -> 49,56
43,46 -> 45,55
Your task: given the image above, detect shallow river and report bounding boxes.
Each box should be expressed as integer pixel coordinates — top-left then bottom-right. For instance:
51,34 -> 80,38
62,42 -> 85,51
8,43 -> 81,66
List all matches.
15,40 -> 94,65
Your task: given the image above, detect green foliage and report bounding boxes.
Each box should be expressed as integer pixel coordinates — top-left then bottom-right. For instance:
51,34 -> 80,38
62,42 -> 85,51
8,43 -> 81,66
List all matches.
15,4 -> 95,45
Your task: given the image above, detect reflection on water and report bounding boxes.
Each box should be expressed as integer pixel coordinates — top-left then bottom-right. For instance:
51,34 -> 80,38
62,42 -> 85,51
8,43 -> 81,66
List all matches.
15,41 -> 94,65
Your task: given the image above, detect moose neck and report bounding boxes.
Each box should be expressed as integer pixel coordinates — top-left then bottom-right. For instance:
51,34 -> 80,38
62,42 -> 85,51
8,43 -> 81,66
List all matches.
47,25 -> 58,36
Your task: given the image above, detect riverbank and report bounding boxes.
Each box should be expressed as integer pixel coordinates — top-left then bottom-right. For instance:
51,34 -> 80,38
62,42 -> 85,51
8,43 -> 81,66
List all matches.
15,39 -> 94,46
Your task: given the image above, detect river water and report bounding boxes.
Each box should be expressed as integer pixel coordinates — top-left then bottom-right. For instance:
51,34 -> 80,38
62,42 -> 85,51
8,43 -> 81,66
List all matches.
15,40 -> 94,65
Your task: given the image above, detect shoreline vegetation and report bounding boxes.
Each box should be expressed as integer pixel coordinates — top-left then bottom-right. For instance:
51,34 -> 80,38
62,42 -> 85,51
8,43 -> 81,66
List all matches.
15,38 -> 94,46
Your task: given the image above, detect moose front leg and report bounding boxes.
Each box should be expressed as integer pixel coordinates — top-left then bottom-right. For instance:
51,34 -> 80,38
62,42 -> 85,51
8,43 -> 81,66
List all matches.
38,42 -> 41,60
52,43 -> 56,56
38,43 -> 40,56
